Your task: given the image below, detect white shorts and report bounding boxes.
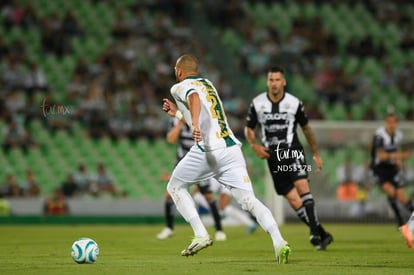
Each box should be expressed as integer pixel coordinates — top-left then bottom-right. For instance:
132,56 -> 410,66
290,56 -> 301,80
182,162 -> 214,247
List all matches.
198,177 -> 232,195
208,178 -> 231,195
171,144 -> 253,191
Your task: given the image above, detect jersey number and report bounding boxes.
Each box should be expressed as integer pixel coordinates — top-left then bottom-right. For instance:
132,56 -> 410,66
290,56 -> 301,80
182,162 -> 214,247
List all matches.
206,95 -> 229,138
206,95 -> 220,119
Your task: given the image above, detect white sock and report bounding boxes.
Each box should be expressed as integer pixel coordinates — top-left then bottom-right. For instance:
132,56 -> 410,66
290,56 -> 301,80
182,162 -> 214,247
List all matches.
230,188 -> 285,248
267,224 -> 285,249
252,202 -> 284,248
189,216 -> 209,238
408,211 -> 414,232
224,205 -> 255,227
167,177 -> 208,237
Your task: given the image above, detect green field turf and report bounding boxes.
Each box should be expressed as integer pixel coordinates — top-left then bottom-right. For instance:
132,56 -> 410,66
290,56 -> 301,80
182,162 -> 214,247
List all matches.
0,223 -> 413,275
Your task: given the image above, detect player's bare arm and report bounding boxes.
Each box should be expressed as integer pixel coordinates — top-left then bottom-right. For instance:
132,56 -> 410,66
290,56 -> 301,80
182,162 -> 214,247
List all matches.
166,119 -> 185,144
244,126 -> 270,159
377,148 -> 411,162
162,98 -> 178,117
188,93 -> 202,142
302,124 -> 323,172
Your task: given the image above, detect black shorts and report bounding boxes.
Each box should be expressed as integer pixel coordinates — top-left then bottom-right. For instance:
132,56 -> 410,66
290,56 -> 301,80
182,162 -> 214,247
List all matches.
373,167 -> 403,188
267,155 -> 309,196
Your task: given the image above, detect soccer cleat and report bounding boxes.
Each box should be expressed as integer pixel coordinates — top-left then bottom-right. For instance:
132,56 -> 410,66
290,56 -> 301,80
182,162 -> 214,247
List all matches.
309,235 -> 322,250
181,236 -> 213,257
156,227 -> 174,240
319,232 -> 334,250
215,231 -> 227,241
276,241 -> 291,264
399,224 -> 414,249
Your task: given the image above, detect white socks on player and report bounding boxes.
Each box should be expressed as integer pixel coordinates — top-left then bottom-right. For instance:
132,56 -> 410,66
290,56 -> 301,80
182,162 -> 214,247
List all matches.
229,188 -> 284,248
267,224 -> 285,249
167,177 -> 209,238
189,216 -> 209,238
408,212 -> 414,232
167,176 -> 285,245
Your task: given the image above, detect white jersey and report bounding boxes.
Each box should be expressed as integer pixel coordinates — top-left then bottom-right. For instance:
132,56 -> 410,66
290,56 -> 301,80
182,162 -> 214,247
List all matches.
171,76 -> 241,152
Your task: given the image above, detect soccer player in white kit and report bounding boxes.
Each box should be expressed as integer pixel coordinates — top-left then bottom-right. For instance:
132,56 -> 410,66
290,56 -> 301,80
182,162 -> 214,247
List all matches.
162,54 -> 291,264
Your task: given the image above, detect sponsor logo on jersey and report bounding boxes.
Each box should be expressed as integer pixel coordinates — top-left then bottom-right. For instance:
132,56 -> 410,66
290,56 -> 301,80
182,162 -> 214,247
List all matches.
263,112 -> 288,120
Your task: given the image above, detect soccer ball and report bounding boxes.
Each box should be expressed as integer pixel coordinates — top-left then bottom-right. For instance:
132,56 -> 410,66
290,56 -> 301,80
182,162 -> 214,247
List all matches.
71,238 -> 99,264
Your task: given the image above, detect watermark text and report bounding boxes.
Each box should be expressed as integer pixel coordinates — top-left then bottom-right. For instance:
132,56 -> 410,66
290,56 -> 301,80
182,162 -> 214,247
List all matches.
274,142 -> 304,161
41,98 -> 71,118
273,164 -> 311,173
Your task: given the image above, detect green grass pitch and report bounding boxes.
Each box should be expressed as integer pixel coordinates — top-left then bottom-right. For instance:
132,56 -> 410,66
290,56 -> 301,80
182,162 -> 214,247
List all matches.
0,223 -> 413,275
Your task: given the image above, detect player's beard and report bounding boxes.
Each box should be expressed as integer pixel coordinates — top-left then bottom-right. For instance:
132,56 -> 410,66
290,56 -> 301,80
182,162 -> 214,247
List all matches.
270,87 -> 283,98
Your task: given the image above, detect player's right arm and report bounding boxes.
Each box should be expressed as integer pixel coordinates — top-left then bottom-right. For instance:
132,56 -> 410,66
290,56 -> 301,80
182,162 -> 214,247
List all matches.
188,92 -> 202,142
162,98 -> 178,117
244,126 -> 270,159
245,101 -> 270,159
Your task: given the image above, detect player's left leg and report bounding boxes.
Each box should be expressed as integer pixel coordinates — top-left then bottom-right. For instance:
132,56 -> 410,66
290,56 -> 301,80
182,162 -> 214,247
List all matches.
167,177 -> 213,256
229,187 -> 290,263
295,179 -> 333,250
382,182 -> 406,226
396,187 -> 414,212
285,185 -> 323,249
213,145 -> 290,263
213,146 -> 281,240
167,177 -> 208,237
216,184 -> 257,233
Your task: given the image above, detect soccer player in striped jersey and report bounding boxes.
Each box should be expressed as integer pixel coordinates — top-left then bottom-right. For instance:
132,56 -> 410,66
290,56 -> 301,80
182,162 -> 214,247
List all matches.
370,113 -> 412,246
156,116 -> 226,241
245,66 -> 333,250
162,54 -> 290,264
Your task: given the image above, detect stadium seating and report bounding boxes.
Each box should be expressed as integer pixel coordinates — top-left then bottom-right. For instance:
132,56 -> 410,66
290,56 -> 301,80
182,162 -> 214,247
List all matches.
1,1 -> 413,200
4,120 -> 174,197
237,2 -> 413,120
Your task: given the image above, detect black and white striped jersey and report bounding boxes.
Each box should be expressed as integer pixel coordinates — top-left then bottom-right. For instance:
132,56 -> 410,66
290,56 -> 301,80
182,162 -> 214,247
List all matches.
169,117 -> 194,162
370,126 -> 403,170
246,92 -> 308,150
